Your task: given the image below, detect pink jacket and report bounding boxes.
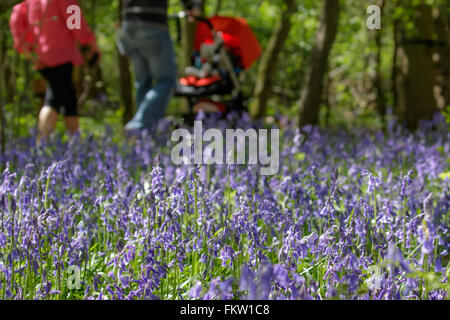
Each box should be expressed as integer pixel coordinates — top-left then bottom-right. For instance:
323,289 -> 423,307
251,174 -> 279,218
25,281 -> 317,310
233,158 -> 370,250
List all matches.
10,0 -> 96,68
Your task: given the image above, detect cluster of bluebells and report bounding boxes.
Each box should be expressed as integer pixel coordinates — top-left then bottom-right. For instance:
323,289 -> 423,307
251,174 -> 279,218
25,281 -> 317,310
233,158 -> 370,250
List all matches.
0,113 -> 448,300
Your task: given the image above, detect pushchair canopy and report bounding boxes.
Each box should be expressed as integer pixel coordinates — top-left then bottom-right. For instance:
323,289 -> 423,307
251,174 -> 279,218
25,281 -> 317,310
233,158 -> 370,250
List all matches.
194,16 -> 262,70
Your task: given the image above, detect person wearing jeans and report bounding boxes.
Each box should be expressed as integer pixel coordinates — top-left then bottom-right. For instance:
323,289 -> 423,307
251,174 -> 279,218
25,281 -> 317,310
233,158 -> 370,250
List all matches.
118,0 -> 202,131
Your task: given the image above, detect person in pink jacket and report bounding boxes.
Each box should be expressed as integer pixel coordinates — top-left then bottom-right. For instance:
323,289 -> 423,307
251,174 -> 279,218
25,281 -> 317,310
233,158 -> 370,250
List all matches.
10,0 -> 100,141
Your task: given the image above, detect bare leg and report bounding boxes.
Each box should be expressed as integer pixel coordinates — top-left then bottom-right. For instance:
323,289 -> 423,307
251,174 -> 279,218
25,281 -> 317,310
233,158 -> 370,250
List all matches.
64,116 -> 79,134
37,106 -> 58,143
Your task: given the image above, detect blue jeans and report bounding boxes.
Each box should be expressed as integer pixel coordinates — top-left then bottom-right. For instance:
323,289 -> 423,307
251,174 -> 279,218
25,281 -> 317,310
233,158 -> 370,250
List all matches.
117,22 -> 177,130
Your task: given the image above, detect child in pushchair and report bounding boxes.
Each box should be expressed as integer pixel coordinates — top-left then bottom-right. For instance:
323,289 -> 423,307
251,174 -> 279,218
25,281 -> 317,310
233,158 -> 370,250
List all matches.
175,16 -> 262,116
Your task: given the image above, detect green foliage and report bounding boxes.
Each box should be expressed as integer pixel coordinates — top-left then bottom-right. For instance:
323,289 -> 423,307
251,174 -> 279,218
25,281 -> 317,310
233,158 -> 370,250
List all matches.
444,105 -> 450,125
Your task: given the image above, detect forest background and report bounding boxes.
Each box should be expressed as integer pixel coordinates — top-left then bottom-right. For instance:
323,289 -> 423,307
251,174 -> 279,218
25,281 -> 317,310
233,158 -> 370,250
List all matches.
0,0 -> 449,146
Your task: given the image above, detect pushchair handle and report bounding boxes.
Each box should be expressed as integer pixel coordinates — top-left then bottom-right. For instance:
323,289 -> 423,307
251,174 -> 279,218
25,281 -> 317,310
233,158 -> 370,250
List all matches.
194,16 -> 215,31
168,12 -> 215,31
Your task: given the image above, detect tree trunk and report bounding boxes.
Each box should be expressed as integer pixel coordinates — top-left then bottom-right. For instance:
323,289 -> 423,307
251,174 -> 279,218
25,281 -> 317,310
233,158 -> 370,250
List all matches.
74,0 -> 108,112
395,3 -> 438,130
392,15 -> 400,116
1,11 -> 11,105
118,0 -> 134,125
250,0 -> 296,119
180,2 -> 205,114
298,0 -> 340,127
324,75 -> 331,126
10,51 -> 18,135
0,13 -> 7,159
434,4 -> 450,110
0,0 -> 22,15
181,2 -> 205,71
214,0 -> 223,15
374,0 -> 386,118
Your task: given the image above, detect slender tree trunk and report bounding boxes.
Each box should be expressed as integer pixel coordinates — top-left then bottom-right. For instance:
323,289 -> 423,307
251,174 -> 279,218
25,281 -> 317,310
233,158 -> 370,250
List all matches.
1,13 -> 10,105
298,0 -> 340,127
395,3 -> 438,130
11,51 -> 19,135
118,0 -> 134,125
0,0 -> 22,15
374,0 -> 386,118
89,0 -> 97,30
250,0 -> 296,119
181,2 -> 205,71
392,16 -> 400,116
75,0 -> 107,109
445,6 -> 450,108
324,75 -> 331,126
0,14 -> 7,160
214,0 -> 223,15
434,4 -> 450,110
181,2 -> 205,114
181,21 -> 197,71
446,6 -> 450,108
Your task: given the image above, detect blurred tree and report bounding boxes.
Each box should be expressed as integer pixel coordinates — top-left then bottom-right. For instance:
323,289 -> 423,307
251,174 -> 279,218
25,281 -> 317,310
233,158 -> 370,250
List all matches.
434,4 -> 450,110
391,4 -> 401,116
250,0 -> 297,119
213,0 -> 222,15
395,2 -> 438,129
117,0 -> 134,125
0,0 -> 22,15
180,1 -> 206,114
299,0 -> 340,127
181,1 -> 206,70
374,0 -> 386,119
71,1 -> 109,119
0,14 -> 6,158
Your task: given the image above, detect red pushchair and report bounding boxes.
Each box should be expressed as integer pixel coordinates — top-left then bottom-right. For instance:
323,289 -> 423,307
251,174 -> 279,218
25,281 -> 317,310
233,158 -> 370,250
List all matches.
175,15 -> 262,116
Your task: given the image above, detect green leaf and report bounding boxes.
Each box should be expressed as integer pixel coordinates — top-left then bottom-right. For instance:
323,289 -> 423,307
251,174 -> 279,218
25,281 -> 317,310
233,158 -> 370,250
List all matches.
439,172 -> 450,181
294,152 -> 306,161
